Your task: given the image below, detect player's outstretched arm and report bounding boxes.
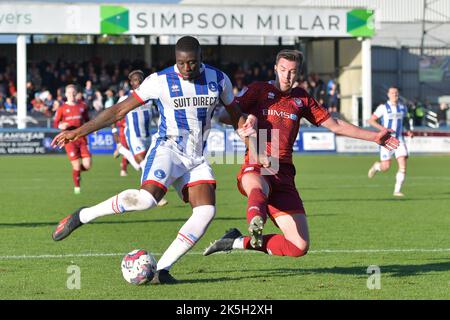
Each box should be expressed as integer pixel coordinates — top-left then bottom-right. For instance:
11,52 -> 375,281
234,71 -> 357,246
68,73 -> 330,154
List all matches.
51,96 -> 141,149
223,101 -> 245,130
218,105 -> 256,137
321,117 -> 399,150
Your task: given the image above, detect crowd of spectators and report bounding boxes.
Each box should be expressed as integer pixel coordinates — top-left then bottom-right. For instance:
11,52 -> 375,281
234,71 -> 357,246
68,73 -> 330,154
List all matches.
0,55 -> 341,121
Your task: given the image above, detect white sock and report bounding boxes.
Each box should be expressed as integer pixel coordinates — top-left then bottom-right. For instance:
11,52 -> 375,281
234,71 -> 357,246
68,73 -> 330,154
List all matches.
394,171 -> 405,193
232,237 -> 245,250
118,146 -> 141,171
157,205 -> 215,271
79,189 -> 158,224
373,161 -> 381,172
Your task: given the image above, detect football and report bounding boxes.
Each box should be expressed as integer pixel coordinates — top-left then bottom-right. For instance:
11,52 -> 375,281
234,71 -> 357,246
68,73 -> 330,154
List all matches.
121,249 -> 158,285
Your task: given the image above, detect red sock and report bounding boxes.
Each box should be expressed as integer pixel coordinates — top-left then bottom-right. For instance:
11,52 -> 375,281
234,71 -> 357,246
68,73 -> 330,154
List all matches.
247,189 -> 268,224
243,234 -> 306,257
72,170 -> 81,187
121,158 -> 128,171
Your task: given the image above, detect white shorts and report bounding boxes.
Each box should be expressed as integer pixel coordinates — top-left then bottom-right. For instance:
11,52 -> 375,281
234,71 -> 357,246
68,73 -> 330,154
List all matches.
140,139 -> 216,202
125,127 -> 152,158
380,141 -> 409,161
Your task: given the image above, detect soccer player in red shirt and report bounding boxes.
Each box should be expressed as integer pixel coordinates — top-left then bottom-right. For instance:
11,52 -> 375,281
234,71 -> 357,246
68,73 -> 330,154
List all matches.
112,117 -> 131,177
54,84 -> 91,194
204,49 -> 399,258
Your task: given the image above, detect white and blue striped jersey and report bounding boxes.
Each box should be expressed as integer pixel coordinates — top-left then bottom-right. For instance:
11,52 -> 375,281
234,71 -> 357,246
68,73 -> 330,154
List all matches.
118,93 -> 154,139
132,63 -> 234,158
373,101 -> 408,142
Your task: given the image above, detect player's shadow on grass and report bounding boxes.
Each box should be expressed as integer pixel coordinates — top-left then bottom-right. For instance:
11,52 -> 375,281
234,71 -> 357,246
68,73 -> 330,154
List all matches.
0,217 -> 243,228
183,261 -> 450,283
271,261 -> 450,278
246,262 -> 450,278
305,196 -> 449,203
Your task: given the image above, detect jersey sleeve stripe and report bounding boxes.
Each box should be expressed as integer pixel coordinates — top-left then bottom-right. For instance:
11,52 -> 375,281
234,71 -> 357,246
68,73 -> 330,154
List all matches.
132,91 -> 145,105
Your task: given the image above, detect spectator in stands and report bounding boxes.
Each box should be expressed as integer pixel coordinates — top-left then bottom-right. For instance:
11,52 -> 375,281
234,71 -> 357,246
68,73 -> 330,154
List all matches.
4,97 -> 17,113
44,92 -> 55,112
75,91 -> 85,105
8,79 -> 16,98
83,80 -> 95,110
99,68 -> 111,91
308,73 -> 325,102
92,90 -> 104,112
31,94 -> 43,113
117,89 -> 126,102
26,81 -> 36,111
118,77 -> 130,93
0,73 -> 7,97
438,102 -> 449,127
0,92 -> 5,111
412,100 -> 426,126
104,89 -> 115,109
52,99 -> 61,115
327,80 -> 340,113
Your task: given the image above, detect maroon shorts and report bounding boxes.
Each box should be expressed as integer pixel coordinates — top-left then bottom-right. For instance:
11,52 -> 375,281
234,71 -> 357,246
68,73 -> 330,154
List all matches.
237,163 -> 306,220
119,129 -> 128,148
65,137 -> 90,161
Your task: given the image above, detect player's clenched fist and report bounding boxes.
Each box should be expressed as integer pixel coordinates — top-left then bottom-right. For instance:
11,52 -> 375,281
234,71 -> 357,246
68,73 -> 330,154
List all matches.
238,114 -> 257,139
376,128 -> 400,151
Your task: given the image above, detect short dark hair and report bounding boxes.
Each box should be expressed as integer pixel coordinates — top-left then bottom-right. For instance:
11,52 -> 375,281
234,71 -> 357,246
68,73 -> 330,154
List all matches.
276,49 -> 304,69
128,69 -> 144,80
388,86 -> 399,92
175,36 -> 201,53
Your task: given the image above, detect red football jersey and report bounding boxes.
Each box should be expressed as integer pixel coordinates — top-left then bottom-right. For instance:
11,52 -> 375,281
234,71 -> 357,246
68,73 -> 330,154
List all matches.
236,81 -> 330,164
54,102 -> 89,130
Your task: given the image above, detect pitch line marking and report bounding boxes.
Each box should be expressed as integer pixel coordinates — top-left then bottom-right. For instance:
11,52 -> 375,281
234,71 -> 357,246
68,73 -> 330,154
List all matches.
1,248 -> 450,260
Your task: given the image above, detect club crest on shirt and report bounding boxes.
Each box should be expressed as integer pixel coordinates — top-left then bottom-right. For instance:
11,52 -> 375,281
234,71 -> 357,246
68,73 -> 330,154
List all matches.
268,92 -> 275,99
154,169 -> 166,179
293,98 -> 303,108
208,81 -> 218,92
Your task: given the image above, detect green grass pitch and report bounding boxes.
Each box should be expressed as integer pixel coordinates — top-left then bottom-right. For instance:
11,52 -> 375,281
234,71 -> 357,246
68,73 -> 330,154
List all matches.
0,154 -> 449,299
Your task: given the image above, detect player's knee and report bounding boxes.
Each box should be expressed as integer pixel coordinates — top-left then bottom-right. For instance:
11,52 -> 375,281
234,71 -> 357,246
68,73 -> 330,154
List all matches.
120,189 -> 157,211
291,241 -> 309,258
380,163 -> 390,171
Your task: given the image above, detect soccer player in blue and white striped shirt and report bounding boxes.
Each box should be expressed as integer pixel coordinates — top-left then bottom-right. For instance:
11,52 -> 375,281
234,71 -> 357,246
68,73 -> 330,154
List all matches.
115,70 -> 155,170
367,86 -> 413,196
50,36 -> 255,284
